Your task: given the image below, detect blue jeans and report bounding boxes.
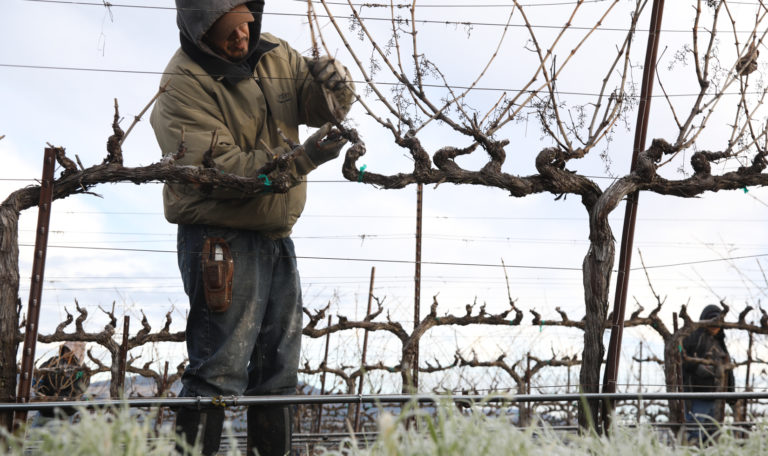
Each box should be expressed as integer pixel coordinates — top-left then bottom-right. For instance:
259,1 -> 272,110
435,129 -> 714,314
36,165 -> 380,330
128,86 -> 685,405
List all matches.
684,399 -> 718,444
177,224 -> 303,397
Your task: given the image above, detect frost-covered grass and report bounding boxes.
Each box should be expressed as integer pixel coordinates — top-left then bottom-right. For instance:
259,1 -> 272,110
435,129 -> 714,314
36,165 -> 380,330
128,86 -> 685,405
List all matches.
322,400 -> 767,456
2,401 -> 767,455
0,407 -> 240,456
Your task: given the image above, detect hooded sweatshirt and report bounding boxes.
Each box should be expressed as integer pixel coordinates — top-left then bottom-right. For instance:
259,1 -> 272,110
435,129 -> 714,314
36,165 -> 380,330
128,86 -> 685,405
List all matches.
682,305 -> 735,394
150,0 -> 353,238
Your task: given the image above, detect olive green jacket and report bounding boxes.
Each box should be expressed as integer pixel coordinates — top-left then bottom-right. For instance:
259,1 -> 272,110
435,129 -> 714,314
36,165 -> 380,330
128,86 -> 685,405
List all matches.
151,31 -> 351,238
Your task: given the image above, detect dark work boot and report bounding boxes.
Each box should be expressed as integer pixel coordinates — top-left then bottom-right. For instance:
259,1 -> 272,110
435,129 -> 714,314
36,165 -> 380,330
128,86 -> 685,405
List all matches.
174,407 -> 225,456
246,406 -> 292,456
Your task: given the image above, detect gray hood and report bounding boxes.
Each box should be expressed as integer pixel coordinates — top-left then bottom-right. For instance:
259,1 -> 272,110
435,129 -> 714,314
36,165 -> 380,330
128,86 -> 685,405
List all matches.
175,0 -> 275,83
699,304 -> 723,321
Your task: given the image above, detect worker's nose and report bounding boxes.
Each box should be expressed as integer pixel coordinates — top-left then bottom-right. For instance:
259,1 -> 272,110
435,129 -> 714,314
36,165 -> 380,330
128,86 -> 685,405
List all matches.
232,23 -> 248,39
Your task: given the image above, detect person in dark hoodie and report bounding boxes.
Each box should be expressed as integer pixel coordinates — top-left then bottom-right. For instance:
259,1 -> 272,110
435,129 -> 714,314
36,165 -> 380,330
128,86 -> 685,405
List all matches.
150,1 -> 355,455
681,304 -> 736,444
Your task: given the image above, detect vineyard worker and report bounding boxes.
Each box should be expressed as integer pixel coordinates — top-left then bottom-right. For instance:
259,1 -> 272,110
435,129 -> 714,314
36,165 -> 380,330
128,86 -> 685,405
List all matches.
30,342 -> 90,427
150,1 -> 355,454
681,304 -> 736,445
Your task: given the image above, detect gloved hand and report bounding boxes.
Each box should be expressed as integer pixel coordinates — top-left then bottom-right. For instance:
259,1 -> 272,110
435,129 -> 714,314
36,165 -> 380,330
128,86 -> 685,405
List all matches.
305,56 -> 356,121
694,364 -> 716,379
302,123 -> 347,166
307,56 -> 350,91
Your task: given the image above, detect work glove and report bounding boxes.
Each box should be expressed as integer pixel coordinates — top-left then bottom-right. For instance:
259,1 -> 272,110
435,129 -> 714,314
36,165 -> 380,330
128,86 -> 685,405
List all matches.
694,364 -> 716,379
302,123 -> 347,166
306,56 -> 356,121
736,42 -> 759,76
307,56 -> 350,91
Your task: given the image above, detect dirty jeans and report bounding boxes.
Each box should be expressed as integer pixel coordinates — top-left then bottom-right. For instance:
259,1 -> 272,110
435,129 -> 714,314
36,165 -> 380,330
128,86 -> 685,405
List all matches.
177,224 -> 303,397
684,399 -> 718,444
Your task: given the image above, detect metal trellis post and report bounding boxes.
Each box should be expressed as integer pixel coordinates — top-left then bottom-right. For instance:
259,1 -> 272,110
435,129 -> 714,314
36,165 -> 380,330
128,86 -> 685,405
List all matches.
315,315 -> 332,433
601,0 -> 666,431
155,361 -> 169,430
672,312 -> 684,425
638,342 -> 644,422
115,315 -> 130,397
412,184 -> 423,392
354,266 -> 375,432
14,148 -> 56,428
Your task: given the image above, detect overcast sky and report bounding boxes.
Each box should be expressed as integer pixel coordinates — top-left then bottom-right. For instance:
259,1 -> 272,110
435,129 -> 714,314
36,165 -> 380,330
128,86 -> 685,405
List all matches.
2,0 -> 767,393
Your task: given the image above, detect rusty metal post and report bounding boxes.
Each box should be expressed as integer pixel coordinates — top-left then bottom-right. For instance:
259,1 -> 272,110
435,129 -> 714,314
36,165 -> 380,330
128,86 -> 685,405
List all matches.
602,0 -> 666,429
525,353 -> 532,426
155,361 -> 170,430
566,364 -> 573,424
315,315 -> 332,433
637,342 -> 644,422
672,312 -> 684,425
115,316 -> 130,398
744,331 -> 753,419
14,148 -> 56,428
162,361 -> 169,395
745,332 -> 753,391
749,374 -> 754,418
412,184 -> 423,392
354,267 -> 375,432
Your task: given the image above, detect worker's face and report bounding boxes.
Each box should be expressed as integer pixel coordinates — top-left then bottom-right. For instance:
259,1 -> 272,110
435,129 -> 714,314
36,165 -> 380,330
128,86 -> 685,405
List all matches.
707,326 -> 721,335
210,22 -> 250,61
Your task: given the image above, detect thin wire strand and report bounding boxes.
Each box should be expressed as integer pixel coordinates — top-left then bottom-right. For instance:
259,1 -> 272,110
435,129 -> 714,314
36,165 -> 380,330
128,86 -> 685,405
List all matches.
16,242 -> 768,271
19,228 -> 768,248
2,63 -> 766,99
295,0 -> 611,8
36,273 -> 760,282
300,0 -> 768,8
26,210 -> 768,223
19,0 -> 768,34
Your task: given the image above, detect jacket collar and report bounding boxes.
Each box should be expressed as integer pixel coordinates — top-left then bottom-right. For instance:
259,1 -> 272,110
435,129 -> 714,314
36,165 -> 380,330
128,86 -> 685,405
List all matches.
180,33 -> 278,84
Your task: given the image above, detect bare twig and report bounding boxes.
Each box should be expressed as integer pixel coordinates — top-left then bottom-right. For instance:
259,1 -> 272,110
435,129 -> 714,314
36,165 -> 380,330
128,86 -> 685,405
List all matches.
307,0 -> 320,59
119,82 -> 170,147
318,0 -> 404,134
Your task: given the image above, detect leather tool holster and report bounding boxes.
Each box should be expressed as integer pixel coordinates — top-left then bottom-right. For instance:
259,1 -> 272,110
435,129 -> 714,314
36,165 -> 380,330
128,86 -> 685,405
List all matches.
201,237 -> 234,313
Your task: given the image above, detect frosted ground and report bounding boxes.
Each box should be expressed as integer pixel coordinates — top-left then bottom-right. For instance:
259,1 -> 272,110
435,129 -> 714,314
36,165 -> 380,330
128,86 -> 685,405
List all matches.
3,401 -> 766,455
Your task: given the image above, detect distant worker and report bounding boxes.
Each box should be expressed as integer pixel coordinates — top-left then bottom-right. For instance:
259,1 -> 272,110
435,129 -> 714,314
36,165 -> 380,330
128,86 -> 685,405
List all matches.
150,0 -> 355,455
32,342 -> 90,425
681,304 -> 736,444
